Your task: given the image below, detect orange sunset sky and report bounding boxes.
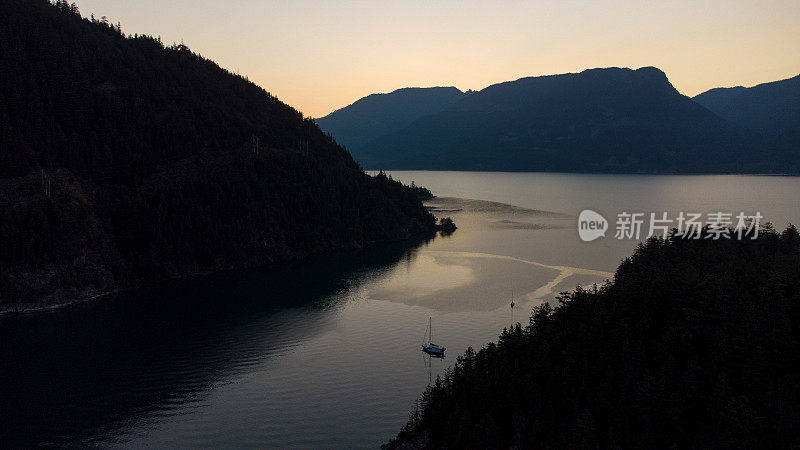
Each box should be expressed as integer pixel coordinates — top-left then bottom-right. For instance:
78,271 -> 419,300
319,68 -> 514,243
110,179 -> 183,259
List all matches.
75,0 -> 800,118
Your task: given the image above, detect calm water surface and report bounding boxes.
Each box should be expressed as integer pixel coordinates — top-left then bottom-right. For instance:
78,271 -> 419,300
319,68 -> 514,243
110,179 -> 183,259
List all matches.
2,172 -> 798,447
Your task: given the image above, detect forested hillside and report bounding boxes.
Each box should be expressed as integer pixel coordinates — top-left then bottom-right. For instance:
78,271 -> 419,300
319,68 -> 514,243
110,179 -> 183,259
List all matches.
0,0 -> 435,309
386,225 -> 800,448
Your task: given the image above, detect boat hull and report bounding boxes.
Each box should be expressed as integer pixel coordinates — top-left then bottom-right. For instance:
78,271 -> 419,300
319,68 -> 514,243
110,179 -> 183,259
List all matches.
422,344 -> 446,355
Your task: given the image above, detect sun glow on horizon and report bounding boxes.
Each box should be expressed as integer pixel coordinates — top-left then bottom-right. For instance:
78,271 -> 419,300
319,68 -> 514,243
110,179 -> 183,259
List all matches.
74,0 -> 800,117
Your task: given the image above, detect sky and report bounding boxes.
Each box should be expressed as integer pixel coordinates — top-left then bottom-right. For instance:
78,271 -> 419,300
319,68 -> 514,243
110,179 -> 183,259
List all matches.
75,0 -> 800,118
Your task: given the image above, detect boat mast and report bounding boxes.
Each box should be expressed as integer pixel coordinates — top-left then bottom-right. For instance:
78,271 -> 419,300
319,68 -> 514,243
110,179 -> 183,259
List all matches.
430,317 -> 433,344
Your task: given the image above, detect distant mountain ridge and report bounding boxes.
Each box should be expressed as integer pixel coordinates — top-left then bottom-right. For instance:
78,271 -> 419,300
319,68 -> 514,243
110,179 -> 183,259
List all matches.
693,74 -> 800,138
318,67 -> 796,174
315,87 -> 465,150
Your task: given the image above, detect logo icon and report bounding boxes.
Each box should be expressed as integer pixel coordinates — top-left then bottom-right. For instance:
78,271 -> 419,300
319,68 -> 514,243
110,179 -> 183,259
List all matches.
578,210 -> 607,241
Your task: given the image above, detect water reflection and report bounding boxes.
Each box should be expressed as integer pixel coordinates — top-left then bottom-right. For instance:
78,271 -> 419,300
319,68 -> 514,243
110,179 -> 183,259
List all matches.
422,352 -> 447,387
0,236 -> 433,447
369,250 -> 610,312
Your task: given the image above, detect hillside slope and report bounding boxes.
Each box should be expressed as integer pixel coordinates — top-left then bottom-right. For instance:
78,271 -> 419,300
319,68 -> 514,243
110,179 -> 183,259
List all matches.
0,0 -> 435,309
315,87 -> 465,152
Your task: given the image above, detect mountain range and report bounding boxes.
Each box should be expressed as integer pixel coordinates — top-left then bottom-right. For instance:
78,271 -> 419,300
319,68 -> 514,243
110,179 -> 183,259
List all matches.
317,69 -> 799,173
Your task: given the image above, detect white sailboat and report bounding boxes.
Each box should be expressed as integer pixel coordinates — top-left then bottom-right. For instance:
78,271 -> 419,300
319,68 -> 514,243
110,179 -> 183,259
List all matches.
421,317 -> 446,356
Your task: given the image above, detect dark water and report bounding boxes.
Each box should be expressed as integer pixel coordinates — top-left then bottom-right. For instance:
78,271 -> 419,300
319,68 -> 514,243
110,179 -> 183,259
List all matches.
2,172 -> 799,447
1,238 -> 440,447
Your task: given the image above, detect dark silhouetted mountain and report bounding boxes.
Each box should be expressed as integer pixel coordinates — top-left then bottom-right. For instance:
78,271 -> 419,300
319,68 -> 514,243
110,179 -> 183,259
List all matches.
0,0 -> 436,309
330,67 -> 794,173
693,74 -> 800,166
315,87 -> 465,151
694,74 -> 800,138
